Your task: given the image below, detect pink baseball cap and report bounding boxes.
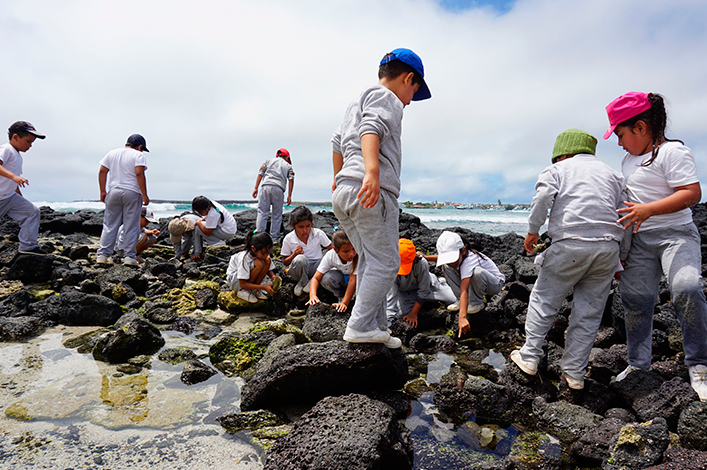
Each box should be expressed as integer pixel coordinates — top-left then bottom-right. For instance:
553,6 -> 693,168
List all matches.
603,92 -> 651,140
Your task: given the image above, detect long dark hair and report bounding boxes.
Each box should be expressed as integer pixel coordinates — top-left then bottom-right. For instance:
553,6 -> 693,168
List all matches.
617,93 -> 683,167
459,234 -> 487,262
239,231 -> 273,256
192,196 -> 224,223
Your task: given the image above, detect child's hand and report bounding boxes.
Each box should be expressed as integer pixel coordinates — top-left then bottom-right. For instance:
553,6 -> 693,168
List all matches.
263,285 -> 276,295
357,172 -> 380,208
524,233 -> 539,254
403,313 -> 418,328
617,202 -> 653,233
331,180 -> 337,193
333,302 -> 348,312
305,295 -> 320,306
293,246 -> 304,256
12,175 -> 28,187
458,316 -> 470,338
252,188 -> 258,199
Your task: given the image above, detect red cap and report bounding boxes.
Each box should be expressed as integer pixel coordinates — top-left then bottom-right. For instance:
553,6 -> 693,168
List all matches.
276,148 -> 290,158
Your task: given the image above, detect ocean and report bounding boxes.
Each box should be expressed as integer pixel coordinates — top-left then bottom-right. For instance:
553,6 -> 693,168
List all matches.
31,201 -> 541,236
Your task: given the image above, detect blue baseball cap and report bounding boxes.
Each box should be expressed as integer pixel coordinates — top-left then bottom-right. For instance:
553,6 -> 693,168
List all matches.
126,134 -> 149,152
380,48 -> 431,101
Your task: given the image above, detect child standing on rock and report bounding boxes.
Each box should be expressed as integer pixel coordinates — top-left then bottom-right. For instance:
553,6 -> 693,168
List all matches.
433,231 -> 505,338
331,48 -> 431,349
306,229 -> 358,312
252,148 -> 295,242
603,92 -> 707,400
226,231 -> 281,303
281,206 -> 333,296
0,121 -> 46,255
510,129 -> 625,390
190,196 -> 237,261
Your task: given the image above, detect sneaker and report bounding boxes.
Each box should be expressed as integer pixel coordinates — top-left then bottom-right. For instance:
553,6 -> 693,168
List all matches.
343,326 -> 391,344
255,290 -> 269,300
615,365 -> 642,382
272,276 -> 282,292
237,290 -> 258,303
439,277 -> 447,285
562,373 -> 585,390
96,254 -> 110,264
19,246 -> 47,255
510,349 -> 538,375
447,302 -> 460,312
467,303 -> 484,314
294,285 -> 303,297
689,365 -> 707,401
302,283 -> 310,294
123,257 -> 139,266
384,336 -> 402,349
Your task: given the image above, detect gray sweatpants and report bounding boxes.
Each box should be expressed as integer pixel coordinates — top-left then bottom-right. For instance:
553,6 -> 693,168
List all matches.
287,254 -> 320,288
620,223 -> 707,369
386,273 -> 457,324
441,264 -> 504,309
256,184 -> 285,240
0,193 -> 40,251
332,181 -> 399,333
321,270 -> 348,298
519,239 -> 619,379
98,188 -> 142,259
193,225 -> 235,255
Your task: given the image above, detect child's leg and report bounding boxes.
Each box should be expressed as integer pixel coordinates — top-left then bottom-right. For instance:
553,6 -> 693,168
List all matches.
256,188 -> 271,233
466,267 -> 504,308
619,232 -> 663,370
119,192 -> 143,259
385,283 -> 402,325
98,189 -> 126,257
4,193 -> 40,251
561,241 -> 618,379
287,254 -> 309,287
320,270 -> 347,297
440,264 -> 462,298
249,258 -> 269,285
267,187 -> 285,240
429,273 -> 457,305
136,233 -> 157,254
662,224 -> 707,367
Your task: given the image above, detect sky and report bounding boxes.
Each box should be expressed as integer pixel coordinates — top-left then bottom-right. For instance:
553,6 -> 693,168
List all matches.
1,0 -> 706,205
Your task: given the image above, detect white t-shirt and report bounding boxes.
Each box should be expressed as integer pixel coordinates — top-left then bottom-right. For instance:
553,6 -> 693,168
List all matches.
459,252 -> 505,283
227,250 -> 275,281
203,201 -> 237,234
316,248 -> 358,276
621,141 -> 699,231
281,227 -> 332,261
0,143 -> 22,199
99,147 -> 148,195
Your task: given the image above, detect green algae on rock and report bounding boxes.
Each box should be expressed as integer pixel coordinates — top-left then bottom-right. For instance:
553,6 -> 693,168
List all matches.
209,336 -> 266,375
249,319 -> 309,344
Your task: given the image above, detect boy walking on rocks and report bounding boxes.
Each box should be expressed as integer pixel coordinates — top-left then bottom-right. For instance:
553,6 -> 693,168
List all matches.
331,48 -> 431,348
252,148 -> 294,241
511,129 -> 625,389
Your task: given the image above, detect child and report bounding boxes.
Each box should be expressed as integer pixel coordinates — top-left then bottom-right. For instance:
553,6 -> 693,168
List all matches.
604,92 -> 707,399
331,48 -> 431,349
386,238 -> 456,327
167,213 -> 202,260
97,134 -> 150,266
190,196 -> 237,261
252,148 -> 295,241
226,231 -> 281,303
281,206 -> 333,296
0,121 -> 46,255
434,231 -> 505,338
306,229 -> 358,312
115,207 -> 160,260
510,129 -> 625,390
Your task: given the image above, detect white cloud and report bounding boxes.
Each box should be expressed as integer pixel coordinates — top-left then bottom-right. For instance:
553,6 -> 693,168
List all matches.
1,0 -> 706,204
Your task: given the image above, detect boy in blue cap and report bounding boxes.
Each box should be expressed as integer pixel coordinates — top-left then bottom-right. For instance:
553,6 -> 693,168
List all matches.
331,48 -> 431,348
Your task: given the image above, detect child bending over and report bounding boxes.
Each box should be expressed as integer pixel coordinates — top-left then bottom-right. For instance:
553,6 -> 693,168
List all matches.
226,231 -> 281,303
306,229 -> 358,312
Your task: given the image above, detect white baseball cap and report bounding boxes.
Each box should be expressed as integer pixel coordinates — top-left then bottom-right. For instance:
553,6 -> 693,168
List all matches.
436,231 -> 464,266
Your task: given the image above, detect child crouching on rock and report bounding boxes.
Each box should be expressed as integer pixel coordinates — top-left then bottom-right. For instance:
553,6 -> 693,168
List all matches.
226,231 -> 281,303
306,229 -> 358,312
510,129 -> 624,390
386,238 -> 457,328
433,231 -> 505,338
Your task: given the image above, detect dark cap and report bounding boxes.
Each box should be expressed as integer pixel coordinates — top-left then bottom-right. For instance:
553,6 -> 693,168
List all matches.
126,134 -> 149,152
9,121 -> 46,139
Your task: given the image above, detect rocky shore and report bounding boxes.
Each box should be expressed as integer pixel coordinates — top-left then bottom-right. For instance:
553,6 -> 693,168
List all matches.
2,204 -> 707,469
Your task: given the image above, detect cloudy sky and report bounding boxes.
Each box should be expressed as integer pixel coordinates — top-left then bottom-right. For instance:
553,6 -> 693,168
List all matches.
2,0 -> 706,204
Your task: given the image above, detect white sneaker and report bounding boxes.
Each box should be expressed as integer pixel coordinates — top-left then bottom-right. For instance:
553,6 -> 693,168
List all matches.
384,336 -> 402,349
237,290 -> 258,303
562,373 -> 585,390
447,302 -> 460,312
96,255 -> 109,264
294,285 -> 303,297
510,350 -> 538,375
302,283 -> 310,294
615,365 -> 642,382
439,277 -> 447,285
123,257 -> 139,266
467,303 -> 484,314
689,365 -> 707,401
255,290 -> 269,300
343,327 -> 390,344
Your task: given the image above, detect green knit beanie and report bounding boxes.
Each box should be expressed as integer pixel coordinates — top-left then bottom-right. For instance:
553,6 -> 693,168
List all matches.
552,129 -> 597,163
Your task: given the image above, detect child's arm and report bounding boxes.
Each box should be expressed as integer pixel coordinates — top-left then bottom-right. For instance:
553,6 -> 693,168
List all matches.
617,182 -> 701,233
98,165 -> 109,202
194,218 -> 214,236
0,163 -> 28,189
252,174 -> 263,199
419,252 -> 437,263
357,134 -> 380,208
458,276 -> 471,338
282,247 -> 303,266
135,165 -> 149,205
305,270 -> 324,306
524,233 -> 540,255
403,301 -> 422,328
332,151 -> 343,192
334,274 -> 357,312
286,178 -> 294,206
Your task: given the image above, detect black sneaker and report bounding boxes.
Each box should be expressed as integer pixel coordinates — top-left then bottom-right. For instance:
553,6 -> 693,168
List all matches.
19,247 -> 47,255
